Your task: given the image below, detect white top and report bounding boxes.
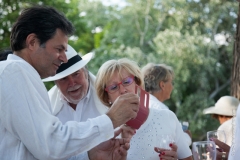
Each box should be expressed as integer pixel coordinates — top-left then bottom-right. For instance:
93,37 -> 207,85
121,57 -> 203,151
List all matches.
149,94 -> 192,146
0,54 -> 114,160
127,108 -> 192,160
217,117 -> 235,146
229,105 -> 240,160
149,94 -> 169,110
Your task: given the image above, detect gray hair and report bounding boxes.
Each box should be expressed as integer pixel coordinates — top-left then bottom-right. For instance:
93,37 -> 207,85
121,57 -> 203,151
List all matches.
141,63 -> 174,94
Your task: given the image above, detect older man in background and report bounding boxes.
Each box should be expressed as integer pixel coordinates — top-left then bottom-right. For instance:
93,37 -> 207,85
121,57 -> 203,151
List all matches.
43,45 -> 108,122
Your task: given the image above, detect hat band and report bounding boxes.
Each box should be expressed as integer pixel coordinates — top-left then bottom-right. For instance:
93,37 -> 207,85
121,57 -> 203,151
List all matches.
57,55 -> 82,74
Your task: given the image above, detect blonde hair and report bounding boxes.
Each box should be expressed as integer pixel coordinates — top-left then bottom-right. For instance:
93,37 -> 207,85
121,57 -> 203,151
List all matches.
95,58 -> 144,107
141,63 -> 174,94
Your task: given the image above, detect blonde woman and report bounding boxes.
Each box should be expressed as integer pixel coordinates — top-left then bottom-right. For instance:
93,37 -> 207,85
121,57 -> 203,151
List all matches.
95,58 -> 192,160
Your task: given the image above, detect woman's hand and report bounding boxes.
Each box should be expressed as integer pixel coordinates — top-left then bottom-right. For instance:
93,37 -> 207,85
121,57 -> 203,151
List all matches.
154,143 -> 178,160
211,138 -> 230,160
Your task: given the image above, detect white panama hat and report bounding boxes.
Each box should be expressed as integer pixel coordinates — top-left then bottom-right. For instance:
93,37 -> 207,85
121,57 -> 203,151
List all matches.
42,44 -> 94,82
203,96 -> 239,116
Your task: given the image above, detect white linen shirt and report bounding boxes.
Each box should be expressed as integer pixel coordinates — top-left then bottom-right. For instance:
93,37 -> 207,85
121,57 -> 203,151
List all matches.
229,105 -> 240,160
127,108 -> 192,160
0,54 -> 114,160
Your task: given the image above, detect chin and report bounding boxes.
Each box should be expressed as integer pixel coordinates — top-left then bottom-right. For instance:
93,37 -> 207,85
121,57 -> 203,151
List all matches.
69,98 -> 82,104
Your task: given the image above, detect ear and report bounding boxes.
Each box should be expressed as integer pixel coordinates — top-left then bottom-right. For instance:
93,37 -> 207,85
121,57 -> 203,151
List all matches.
159,81 -> 165,90
25,33 -> 39,51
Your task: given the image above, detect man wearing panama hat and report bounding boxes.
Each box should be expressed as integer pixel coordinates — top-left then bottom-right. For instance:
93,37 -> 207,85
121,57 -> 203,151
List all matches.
42,45 -> 108,122
203,96 -> 239,146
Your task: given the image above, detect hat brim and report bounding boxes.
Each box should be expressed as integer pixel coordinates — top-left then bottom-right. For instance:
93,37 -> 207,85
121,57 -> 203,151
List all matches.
203,106 -> 236,116
42,52 -> 93,82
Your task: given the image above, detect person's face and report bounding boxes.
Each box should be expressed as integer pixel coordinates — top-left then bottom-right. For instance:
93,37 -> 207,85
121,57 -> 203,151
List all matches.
106,69 -> 136,104
31,29 -> 68,78
55,69 -> 89,104
162,77 -> 174,101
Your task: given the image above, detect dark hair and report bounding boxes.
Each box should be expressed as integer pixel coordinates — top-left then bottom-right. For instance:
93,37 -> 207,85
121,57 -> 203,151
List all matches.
0,49 -> 13,61
10,5 -> 75,51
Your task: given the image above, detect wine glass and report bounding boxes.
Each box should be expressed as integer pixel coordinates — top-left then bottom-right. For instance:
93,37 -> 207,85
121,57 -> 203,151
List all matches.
207,130 -> 226,152
158,134 -> 175,150
207,130 -> 226,143
192,141 -> 216,160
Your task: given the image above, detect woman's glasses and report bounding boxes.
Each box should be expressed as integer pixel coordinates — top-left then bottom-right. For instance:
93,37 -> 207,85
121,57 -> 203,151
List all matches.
105,75 -> 135,93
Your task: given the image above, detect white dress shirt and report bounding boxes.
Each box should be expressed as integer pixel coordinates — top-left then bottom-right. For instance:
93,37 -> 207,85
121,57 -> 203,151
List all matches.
0,54 -> 114,160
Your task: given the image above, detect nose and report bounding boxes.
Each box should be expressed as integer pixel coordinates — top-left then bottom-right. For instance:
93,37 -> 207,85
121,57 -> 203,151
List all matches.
67,76 -> 76,87
119,84 -> 127,94
60,51 -> 68,64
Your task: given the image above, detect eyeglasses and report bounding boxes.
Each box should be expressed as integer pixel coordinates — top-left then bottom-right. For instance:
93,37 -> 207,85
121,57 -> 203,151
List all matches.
105,76 -> 135,93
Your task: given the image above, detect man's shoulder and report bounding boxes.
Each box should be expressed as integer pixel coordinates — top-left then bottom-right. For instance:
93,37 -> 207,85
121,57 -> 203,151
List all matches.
0,60 -> 24,76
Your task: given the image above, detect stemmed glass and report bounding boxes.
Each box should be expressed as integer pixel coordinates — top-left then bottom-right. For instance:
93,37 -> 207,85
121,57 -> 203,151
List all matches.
207,130 -> 226,143
207,130 -> 226,152
192,141 -> 216,160
158,134 -> 175,150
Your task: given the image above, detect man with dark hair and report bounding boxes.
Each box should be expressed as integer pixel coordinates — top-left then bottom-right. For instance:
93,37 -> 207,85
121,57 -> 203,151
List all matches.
0,6 -> 139,160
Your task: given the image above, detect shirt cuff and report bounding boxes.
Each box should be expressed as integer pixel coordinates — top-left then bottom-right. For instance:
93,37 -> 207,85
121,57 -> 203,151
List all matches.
96,114 -> 115,140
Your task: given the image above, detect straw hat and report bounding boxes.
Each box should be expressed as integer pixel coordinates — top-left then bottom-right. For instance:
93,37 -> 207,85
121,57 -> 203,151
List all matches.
42,44 -> 93,82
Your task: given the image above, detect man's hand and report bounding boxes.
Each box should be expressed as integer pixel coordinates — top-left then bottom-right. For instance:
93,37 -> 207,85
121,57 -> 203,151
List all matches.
106,93 -> 139,128
88,128 -> 130,160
